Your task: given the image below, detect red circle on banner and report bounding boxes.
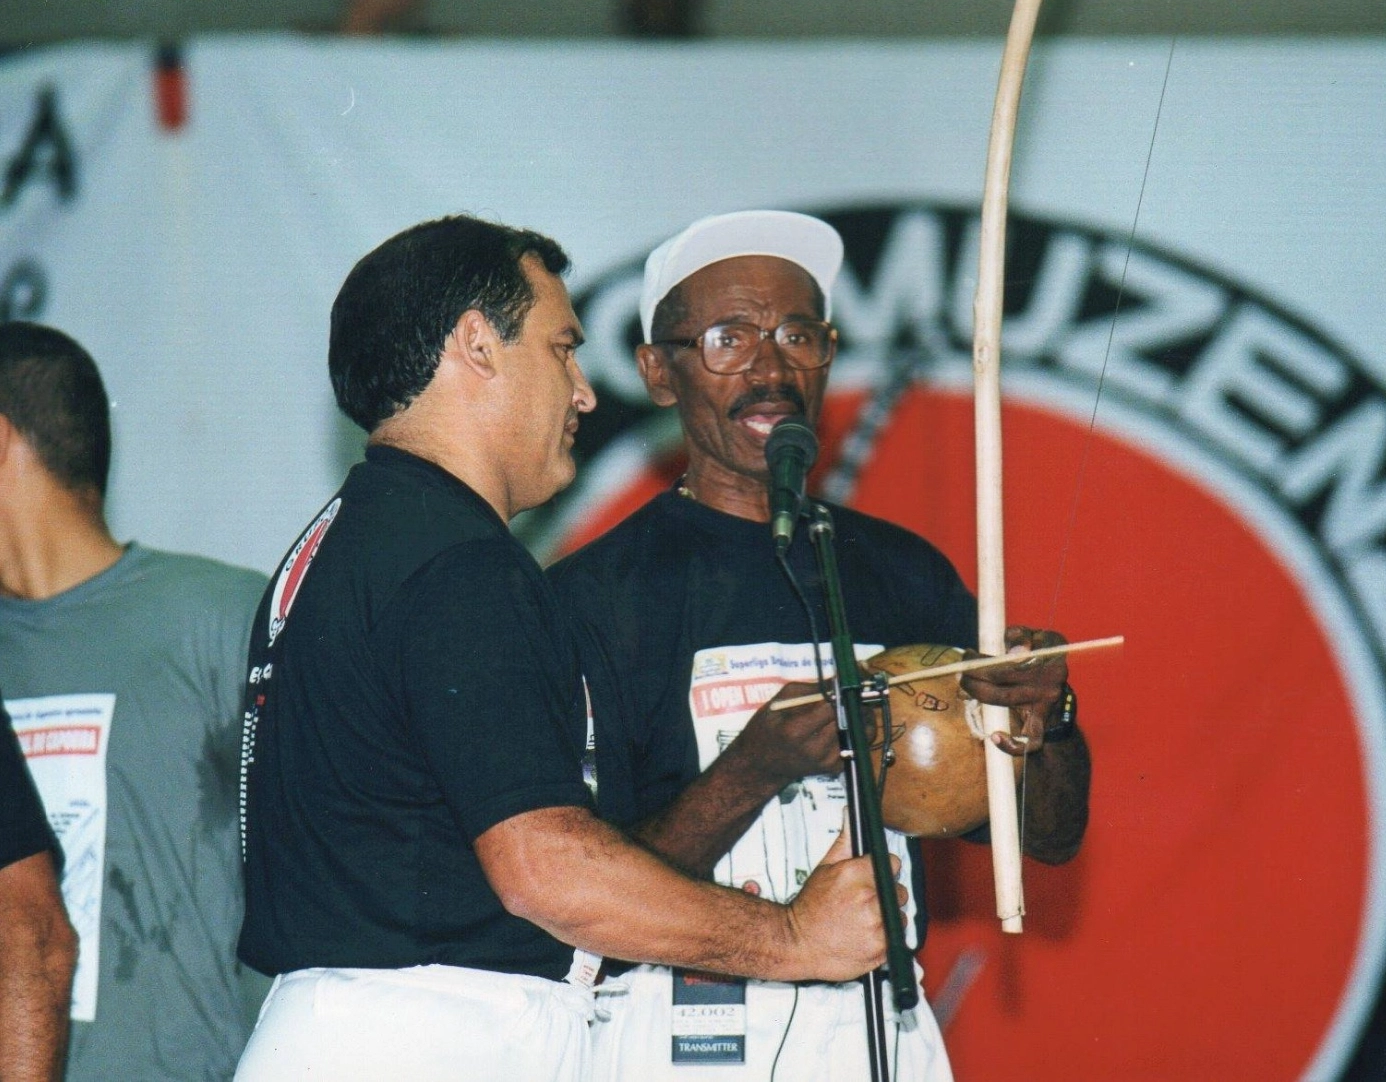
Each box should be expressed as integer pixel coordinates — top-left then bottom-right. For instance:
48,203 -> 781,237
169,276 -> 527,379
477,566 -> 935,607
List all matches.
853,388 -> 1368,1082
556,385 -> 1371,1081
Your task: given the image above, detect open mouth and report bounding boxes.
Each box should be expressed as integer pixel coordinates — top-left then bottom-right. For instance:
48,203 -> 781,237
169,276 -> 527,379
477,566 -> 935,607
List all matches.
729,392 -> 805,440
739,411 -> 790,438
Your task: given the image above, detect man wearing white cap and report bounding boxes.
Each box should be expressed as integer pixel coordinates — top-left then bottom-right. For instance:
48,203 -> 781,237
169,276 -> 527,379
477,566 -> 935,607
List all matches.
549,210 -> 1091,1081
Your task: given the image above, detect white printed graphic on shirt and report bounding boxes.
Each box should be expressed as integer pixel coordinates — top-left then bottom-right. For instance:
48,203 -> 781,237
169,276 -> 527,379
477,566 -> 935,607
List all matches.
688,643 -> 917,947
7,693 -> 115,1022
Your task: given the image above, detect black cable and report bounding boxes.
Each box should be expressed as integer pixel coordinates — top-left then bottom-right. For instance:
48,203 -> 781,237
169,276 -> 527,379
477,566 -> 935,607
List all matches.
768,985 -> 801,1082
780,541 -> 896,797
776,531 -> 903,1081
776,547 -> 830,700
770,547 -> 825,1082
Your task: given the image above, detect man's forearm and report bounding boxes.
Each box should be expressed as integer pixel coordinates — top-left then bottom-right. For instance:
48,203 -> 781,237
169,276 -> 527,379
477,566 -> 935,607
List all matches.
0,853 -> 77,1082
1020,728 -> 1091,864
0,976 -> 71,1082
632,746 -> 790,878
477,805 -> 886,984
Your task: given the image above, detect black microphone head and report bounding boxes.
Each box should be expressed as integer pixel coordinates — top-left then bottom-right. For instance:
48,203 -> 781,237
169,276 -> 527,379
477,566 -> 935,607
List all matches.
764,414 -> 819,470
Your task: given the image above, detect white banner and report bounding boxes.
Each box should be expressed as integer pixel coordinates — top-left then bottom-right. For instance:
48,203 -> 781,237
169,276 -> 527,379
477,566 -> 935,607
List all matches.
0,39 -> 1380,574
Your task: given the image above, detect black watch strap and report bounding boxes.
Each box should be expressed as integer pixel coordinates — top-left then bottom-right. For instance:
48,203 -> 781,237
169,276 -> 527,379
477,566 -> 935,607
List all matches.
1043,683 -> 1078,741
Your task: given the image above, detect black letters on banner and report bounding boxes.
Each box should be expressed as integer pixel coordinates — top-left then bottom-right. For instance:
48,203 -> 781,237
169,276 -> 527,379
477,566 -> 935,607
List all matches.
3,86 -> 78,207
0,259 -> 48,322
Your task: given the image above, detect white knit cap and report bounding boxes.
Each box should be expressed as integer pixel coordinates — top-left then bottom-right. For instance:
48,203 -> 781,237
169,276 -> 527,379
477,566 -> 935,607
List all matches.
639,210 -> 844,343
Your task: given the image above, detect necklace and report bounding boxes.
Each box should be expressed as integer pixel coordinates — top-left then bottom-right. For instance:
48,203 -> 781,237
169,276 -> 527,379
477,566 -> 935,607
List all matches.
676,477 -> 697,502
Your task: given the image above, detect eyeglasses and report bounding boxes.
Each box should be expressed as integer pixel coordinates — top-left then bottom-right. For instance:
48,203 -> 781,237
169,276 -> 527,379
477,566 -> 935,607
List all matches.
652,319 -> 837,375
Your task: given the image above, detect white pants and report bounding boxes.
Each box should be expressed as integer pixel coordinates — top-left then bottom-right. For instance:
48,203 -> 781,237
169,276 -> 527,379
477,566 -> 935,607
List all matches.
235,964 -> 594,1082
591,964 -> 953,1082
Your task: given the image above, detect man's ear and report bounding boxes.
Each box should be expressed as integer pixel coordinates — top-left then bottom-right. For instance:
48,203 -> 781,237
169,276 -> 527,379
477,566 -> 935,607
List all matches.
446,309 -> 500,380
635,344 -> 678,407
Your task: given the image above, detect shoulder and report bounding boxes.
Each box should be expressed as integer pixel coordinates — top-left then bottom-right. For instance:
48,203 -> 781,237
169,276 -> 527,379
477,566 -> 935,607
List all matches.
379,536 -> 569,670
122,546 -> 267,612
136,547 -> 266,589
827,504 -> 978,646
313,460 -> 517,613
424,533 -> 538,583
396,534 -> 548,620
829,504 -> 961,573
98,549 -> 267,680
548,494 -> 677,593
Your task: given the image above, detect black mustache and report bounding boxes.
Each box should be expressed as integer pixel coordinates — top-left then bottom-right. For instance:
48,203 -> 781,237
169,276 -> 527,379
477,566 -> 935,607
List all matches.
727,387 -> 807,420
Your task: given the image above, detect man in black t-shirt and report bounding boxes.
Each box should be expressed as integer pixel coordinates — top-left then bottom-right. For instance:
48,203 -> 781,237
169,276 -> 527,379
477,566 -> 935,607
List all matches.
235,214 -> 906,1082
0,700 -> 76,1081
549,210 -> 1092,1081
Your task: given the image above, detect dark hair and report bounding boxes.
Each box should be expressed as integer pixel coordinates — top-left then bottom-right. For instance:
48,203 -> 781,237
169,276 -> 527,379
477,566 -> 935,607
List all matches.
649,268 -> 826,345
0,321 -> 111,499
329,214 -> 571,432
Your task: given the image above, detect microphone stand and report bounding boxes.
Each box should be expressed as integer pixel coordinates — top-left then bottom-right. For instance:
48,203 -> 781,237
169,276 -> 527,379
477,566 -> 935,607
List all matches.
805,501 -> 918,1082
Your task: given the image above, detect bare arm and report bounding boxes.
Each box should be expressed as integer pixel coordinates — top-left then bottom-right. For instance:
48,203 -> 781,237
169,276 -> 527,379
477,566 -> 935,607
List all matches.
632,625 -> 1091,876
0,851 -> 77,1082
962,625 -> 1092,864
475,804 -> 898,983
633,688 -> 841,878
1019,728 -> 1090,864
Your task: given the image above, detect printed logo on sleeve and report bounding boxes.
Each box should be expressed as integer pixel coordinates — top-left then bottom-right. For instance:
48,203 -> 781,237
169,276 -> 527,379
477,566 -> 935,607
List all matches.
267,498 -> 340,647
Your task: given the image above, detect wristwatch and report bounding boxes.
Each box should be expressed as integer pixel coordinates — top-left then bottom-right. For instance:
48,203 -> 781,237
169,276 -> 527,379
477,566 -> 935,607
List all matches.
1043,683 -> 1078,742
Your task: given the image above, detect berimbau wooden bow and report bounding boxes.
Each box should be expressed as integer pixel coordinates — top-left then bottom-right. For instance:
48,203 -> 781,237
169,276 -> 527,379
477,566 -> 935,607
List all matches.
973,0 -> 1045,934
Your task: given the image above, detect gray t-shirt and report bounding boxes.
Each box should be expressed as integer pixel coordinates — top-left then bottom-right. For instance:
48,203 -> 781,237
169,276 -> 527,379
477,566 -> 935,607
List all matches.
0,543 -> 267,1082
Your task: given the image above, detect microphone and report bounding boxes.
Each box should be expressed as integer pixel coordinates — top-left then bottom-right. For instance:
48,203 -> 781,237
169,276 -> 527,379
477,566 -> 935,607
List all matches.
765,414 -> 819,556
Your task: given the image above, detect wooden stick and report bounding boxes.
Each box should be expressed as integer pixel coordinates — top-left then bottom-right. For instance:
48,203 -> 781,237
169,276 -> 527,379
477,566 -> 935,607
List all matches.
769,635 -> 1123,711
975,0 -> 1044,934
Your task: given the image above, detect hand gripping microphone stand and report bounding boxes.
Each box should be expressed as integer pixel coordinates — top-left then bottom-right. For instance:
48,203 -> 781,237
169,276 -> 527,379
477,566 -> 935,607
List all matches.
805,502 -> 918,1082
765,418 -> 917,1082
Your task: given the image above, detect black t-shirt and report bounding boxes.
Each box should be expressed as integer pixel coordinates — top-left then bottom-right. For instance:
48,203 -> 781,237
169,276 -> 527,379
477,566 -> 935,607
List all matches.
548,488 -> 978,941
238,446 -> 594,980
0,699 -> 61,871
